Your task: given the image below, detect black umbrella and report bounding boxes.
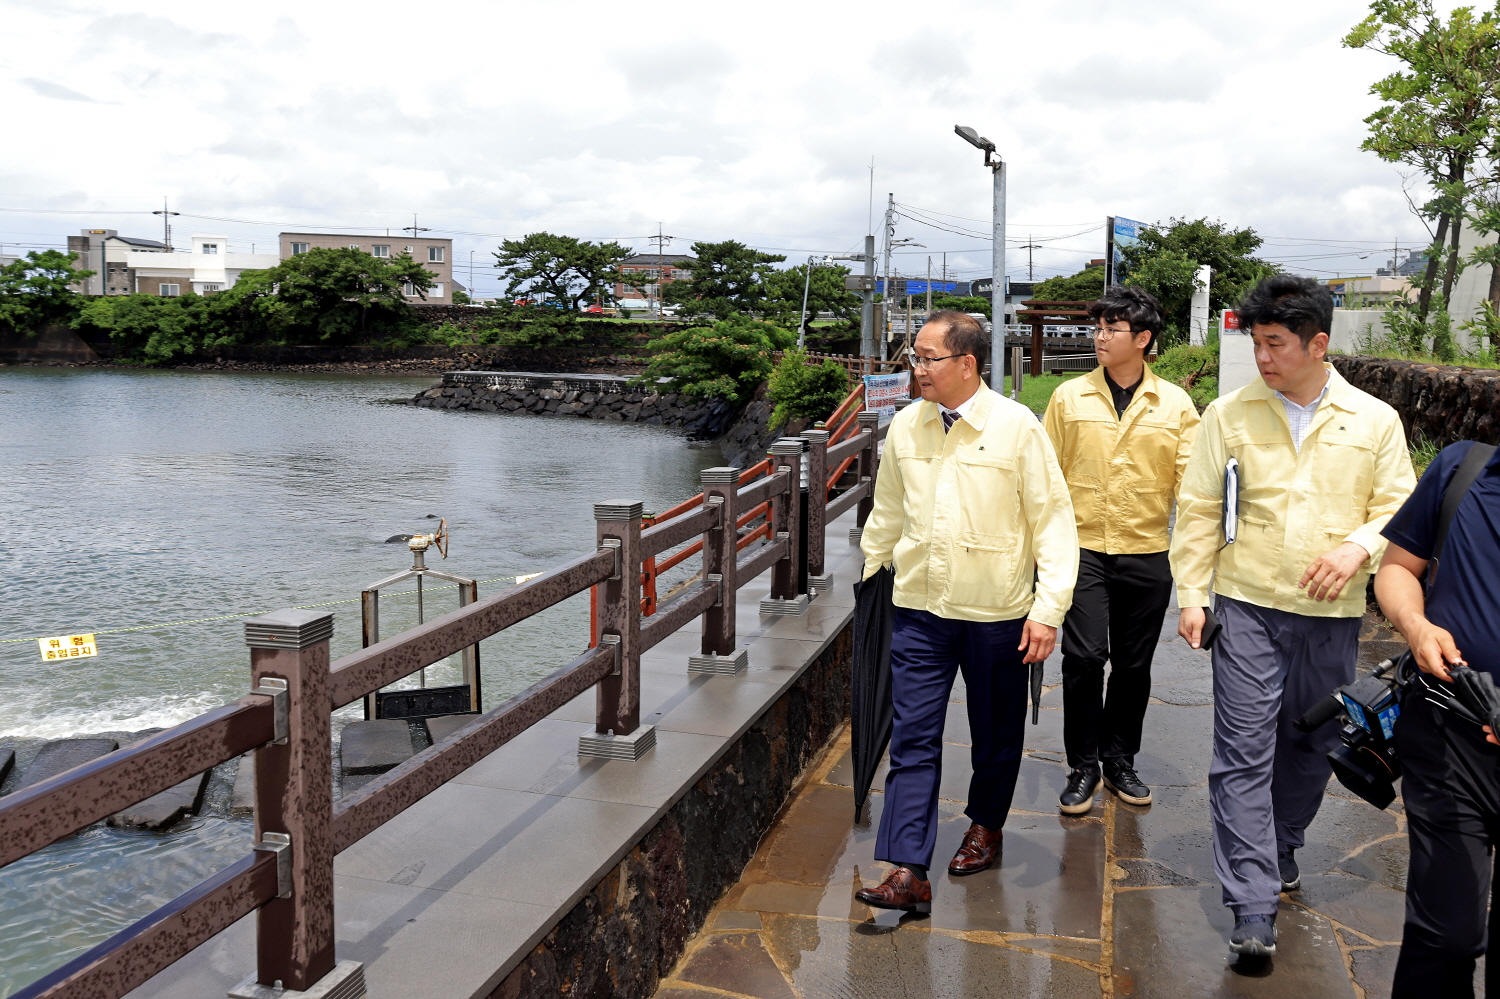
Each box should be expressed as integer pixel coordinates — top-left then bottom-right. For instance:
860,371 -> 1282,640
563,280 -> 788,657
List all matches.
851,566 -> 896,822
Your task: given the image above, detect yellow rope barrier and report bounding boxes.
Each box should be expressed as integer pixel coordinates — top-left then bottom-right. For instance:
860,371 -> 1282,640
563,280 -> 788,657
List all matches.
0,573 -> 544,645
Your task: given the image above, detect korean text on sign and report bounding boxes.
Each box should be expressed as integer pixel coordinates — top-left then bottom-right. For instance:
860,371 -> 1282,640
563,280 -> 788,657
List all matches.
39,634 -> 98,662
862,372 -> 912,429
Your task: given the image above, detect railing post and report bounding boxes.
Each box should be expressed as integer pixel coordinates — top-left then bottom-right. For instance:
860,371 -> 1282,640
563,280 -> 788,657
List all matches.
237,609 -> 364,998
761,438 -> 809,616
690,467 -> 746,675
850,410 -> 879,544
801,428 -> 830,593
579,500 -> 655,761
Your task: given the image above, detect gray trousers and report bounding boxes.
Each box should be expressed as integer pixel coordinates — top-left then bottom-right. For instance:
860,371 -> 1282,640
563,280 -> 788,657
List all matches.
1209,596 -> 1359,916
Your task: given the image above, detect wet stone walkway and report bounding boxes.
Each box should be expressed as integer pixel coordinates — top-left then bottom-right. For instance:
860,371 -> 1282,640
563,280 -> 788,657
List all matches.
653,607 -> 1415,999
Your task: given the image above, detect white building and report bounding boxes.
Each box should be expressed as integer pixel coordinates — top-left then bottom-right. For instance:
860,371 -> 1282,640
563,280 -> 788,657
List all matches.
126,235 -> 280,297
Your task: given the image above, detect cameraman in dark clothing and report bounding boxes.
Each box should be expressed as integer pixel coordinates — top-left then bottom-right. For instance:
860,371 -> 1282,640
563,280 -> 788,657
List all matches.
1376,441 -> 1500,998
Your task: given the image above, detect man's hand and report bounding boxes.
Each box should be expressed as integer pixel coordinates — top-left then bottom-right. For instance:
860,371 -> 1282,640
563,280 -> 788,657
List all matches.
1405,614 -> 1464,683
1300,541 -> 1370,602
1018,620 -> 1056,664
1178,606 -> 1207,649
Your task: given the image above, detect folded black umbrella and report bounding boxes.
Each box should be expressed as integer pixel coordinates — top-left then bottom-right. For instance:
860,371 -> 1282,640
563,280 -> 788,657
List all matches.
851,566 -> 896,822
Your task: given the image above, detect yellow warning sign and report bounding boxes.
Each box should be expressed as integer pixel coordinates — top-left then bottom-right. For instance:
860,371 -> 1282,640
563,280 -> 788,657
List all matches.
39,634 -> 98,662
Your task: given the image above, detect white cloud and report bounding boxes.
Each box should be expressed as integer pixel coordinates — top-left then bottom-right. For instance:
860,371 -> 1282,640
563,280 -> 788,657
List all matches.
0,0 -> 1440,291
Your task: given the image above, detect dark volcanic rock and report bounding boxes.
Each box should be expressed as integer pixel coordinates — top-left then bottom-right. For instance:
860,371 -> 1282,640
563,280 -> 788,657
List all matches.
17,738 -> 118,790
108,771 -> 209,831
340,719 -> 416,775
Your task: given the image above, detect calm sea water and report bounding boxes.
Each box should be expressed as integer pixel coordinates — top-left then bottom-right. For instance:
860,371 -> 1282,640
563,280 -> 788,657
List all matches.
0,366 -> 719,995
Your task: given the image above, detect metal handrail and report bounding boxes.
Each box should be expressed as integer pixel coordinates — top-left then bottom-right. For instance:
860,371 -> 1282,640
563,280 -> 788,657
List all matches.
0,395 -> 888,999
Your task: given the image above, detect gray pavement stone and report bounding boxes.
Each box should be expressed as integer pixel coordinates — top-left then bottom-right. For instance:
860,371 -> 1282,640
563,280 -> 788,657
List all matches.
423,714 -> 477,745
17,738 -> 118,789
1111,885 -> 1357,998
340,719 -> 416,775
108,771 -> 209,831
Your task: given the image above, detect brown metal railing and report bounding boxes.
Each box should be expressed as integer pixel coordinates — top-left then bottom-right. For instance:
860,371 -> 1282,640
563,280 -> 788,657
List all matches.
0,416 -> 889,999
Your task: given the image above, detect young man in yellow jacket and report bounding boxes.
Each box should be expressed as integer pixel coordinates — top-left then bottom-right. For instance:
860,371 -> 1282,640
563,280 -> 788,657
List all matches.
1043,286 -> 1200,815
855,311 -> 1078,914
1171,276 -> 1415,957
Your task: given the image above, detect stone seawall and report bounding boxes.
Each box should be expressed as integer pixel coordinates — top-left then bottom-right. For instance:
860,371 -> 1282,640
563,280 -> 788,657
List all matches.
490,623 -> 852,999
1331,355 -> 1500,447
409,370 -> 743,439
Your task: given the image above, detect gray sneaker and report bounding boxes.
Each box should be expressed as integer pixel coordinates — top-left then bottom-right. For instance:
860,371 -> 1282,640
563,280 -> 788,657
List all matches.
1229,914 -> 1277,956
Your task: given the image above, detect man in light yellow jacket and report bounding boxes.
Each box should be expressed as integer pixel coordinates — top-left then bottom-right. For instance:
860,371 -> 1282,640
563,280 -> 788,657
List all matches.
1044,286 -> 1199,816
854,311 -> 1077,915
1171,275 -> 1415,957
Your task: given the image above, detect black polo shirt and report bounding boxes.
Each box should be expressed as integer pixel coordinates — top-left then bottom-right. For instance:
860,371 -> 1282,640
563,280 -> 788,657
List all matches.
1102,368 -> 1139,418
1382,441 -> 1500,678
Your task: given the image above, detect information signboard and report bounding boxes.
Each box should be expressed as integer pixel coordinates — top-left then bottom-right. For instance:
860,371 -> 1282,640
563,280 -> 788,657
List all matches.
1105,216 -> 1148,287
863,372 -> 911,429
39,633 -> 98,662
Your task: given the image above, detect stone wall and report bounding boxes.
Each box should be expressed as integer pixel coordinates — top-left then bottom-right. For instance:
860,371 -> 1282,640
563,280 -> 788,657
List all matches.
487,623 -> 852,999
409,371 -> 743,439
1331,355 -> 1500,447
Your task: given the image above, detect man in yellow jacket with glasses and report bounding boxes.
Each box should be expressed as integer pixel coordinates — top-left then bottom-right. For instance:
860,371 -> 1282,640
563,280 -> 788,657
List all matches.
855,311 -> 1078,915
1171,275 -> 1414,957
1044,286 -> 1200,816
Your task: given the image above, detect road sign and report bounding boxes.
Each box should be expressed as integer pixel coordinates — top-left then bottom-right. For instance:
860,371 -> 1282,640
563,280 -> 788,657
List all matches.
39,633 -> 98,662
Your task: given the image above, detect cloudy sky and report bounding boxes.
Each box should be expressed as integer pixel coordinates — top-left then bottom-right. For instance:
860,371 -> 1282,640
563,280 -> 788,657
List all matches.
1,0 -> 1440,295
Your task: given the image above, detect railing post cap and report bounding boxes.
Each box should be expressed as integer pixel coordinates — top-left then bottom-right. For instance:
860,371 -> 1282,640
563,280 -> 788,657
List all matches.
856,410 -> 880,428
894,397 -> 914,411
769,437 -> 809,456
244,609 -> 334,650
594,499 -> 645,521
700,466 -> 741,484
800,428 -> 830,444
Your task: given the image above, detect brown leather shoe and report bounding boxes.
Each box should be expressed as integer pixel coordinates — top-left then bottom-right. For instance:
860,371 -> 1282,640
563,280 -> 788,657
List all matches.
947,822 -> 1003,876
855,866 -> 932,913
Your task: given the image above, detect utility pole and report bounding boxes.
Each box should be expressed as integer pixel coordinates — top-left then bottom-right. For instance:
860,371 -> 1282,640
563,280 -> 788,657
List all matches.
647,224 -> 675,319
402,214 -> 430,244
1020,235 -> 1041,281
954,125 -> 1006,389
882,193 -> 896,359
860,235 -> 876,358
152,197 -> 180,251
926,256 -> 932,317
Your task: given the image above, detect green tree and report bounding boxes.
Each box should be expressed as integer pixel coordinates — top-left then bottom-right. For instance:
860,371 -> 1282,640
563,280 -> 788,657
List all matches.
929,293 -> 992,317
761,264 -> 862,339
1122,218 -> 1276,345
1031,264 -> 1105,303
1345,1 -> 1500,319
633,313 -> 795,402
0,250 -> 92,335
766,348 -> 850,427
222,247 -> 432,344
452,288 -> 472,305
663,240 -> 785,319
493,233 -> 630,311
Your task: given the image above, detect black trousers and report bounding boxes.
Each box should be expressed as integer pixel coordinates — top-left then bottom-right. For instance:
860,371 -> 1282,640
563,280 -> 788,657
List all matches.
1393,684 -> 1500,998
1060,548 -> 1173,771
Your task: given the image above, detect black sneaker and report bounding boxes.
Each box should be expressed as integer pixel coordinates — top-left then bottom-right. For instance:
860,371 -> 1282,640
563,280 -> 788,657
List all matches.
1103,761 -> 1152,806
1279,847 -> 1301,892
1059,767 -> 1101,815
1229,914 -> 1277,956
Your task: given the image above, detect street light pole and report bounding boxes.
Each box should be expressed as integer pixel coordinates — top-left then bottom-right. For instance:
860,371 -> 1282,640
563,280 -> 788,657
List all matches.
955,125 -> 1005,392
798,255 -> 828,349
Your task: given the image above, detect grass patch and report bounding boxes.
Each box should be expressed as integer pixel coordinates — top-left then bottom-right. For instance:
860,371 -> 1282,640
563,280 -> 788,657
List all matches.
1331,347 -> 1500,370
1001,373 -> 1083,414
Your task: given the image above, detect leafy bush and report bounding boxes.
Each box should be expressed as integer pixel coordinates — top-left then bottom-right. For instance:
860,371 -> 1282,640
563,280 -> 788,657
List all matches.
767,348 -> 850,428
0,250 -> 90,335
1153,343 -> 1219,410
74,293 -> 233,361
633,314 -> 795,402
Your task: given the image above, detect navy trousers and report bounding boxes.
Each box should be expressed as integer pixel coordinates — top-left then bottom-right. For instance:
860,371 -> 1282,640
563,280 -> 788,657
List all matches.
874,606 -> 1029,870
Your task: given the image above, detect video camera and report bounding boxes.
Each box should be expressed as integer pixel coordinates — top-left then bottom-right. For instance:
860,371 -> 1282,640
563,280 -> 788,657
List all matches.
1296,653 -> 1500,810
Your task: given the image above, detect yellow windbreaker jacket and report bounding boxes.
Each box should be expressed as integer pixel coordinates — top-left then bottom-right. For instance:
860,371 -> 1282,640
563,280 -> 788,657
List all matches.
1043,365 -> 1201,554
860,384 -> 1079,627
1169,364 -> 1415,619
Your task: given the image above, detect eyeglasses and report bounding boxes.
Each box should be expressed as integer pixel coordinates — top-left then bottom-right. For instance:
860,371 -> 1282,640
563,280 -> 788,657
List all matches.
1093,324 -> 1137,342
905,349 -> 965,369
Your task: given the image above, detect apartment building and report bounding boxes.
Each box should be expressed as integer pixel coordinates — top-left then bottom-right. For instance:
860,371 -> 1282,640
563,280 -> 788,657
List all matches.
280,232 -> 453,303
613,253 -> 696,302
66,229 -> 279,296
